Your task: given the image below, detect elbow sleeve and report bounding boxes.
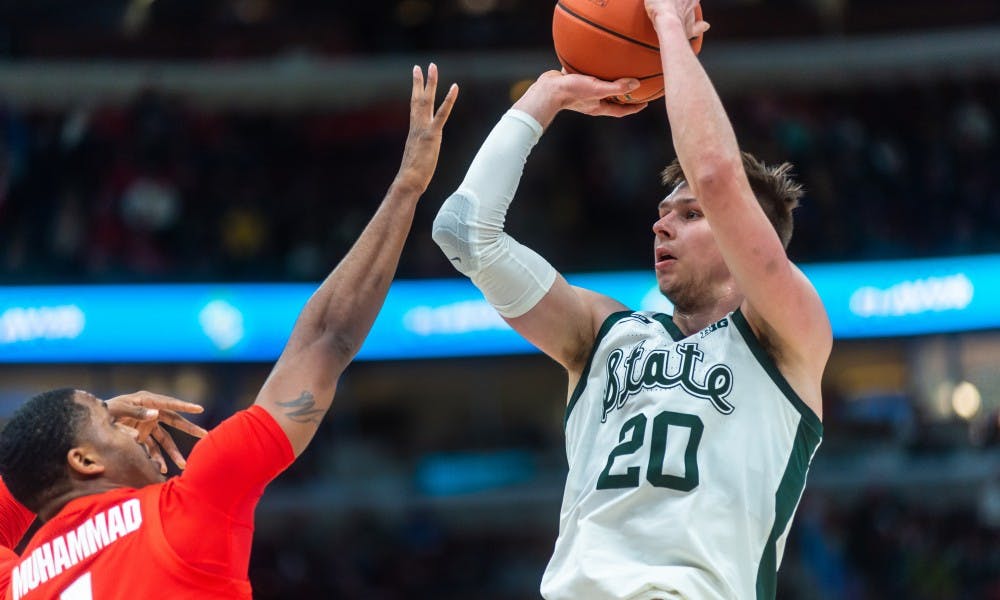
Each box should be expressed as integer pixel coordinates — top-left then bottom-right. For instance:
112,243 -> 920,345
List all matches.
431,110 -> 557,318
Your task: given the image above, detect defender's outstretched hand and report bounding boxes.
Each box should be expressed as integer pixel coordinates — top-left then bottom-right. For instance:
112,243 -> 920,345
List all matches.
394,63 -> 459,196
106,391 -> 208,474
254,65 -> 458,458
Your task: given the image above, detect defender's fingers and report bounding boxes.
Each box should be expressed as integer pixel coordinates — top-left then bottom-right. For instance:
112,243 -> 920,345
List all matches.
146,442 -> 168,474
433,84 -> 459,127
108,400 -> 159,422
114,417 -> 138,430
134,420 -> 156,443
134,393 -> 205,414
157,409 -> 209,438
425,63 -> 439,109
153,426 -> 186,469
108,391 -> 202,417
411,65 -> 424,106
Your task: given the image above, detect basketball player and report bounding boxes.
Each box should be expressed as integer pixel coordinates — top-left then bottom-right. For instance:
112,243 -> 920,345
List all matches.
0,391 -> 208,566
0,64 -> 458,600
431,0 -> 830,597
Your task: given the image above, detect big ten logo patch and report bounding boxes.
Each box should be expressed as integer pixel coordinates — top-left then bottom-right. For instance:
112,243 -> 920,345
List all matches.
700,317 -> 729,338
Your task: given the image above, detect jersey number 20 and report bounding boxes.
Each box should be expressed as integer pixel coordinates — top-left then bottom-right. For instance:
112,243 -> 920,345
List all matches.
596,411 -> 703,492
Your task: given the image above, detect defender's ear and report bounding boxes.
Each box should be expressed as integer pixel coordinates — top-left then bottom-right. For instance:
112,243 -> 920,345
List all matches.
67,446 -> 106,477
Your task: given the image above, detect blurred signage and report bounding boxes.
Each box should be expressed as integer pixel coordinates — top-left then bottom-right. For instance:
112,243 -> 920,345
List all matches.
810,254 -> 996,338
0,254 -> 997,363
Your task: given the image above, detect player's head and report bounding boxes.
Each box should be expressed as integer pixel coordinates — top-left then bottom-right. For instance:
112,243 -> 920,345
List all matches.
653,152 -> 803,310
0,388 -> 164,512
661,152 -> 802,248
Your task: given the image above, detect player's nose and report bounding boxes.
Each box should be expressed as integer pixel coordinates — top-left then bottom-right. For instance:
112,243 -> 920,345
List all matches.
652,214 -> 674,239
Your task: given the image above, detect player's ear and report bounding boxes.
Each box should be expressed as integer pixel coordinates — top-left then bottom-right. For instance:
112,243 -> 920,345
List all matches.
67,445 -> 106,477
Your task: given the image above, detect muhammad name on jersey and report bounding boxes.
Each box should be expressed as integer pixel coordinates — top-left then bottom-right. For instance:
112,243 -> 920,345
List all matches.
11,499 -> 142,600
602,338 -> 734,422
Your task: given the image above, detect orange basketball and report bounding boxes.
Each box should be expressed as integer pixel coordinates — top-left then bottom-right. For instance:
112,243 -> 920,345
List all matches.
552,1 -> 705,104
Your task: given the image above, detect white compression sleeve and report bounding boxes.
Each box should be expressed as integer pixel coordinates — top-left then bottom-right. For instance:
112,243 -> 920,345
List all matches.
432,109 -> 558,318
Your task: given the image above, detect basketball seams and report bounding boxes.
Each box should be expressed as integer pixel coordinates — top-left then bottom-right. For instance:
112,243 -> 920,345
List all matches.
555,1 -> 660,52
556,53 -> 661,81
552,0 -> 694,103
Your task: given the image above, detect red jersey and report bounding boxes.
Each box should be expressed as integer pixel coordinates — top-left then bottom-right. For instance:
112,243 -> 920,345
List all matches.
0,478 -> 35,580
2,406 -> 294,600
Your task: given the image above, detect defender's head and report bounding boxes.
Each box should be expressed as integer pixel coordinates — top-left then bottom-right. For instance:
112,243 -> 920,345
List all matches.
0,388 -> 164,513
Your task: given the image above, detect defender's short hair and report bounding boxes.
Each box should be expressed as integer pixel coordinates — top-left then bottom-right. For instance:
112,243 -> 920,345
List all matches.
0,388 -> 90,511
661,152 -> 803,248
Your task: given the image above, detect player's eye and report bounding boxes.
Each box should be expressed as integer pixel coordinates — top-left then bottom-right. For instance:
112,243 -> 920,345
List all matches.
686,210 -> 700,220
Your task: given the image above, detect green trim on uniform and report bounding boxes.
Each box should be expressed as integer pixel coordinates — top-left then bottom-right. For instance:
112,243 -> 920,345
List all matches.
651,313 -> 686,341
755,418 -> 822,599
730,309 -> 823,437
737,305 -> 824,599
564,311 -> 635,429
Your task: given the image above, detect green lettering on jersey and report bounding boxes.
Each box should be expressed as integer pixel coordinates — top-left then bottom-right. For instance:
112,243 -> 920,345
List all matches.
601,342 -> 734,422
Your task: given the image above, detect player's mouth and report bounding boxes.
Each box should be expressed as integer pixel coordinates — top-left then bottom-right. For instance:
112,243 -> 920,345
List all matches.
655,249 -> 677,270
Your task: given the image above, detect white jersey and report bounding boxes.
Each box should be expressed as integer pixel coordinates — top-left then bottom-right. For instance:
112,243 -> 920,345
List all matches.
541,309 -> 823,600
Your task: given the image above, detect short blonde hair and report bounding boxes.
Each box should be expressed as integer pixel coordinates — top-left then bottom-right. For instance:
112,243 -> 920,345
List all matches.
661,152 -> 803,248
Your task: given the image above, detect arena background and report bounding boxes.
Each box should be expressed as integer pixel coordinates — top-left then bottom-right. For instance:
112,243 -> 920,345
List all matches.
0,0 -> 998,597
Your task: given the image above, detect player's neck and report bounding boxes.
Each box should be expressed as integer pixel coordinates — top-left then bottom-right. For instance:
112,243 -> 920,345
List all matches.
670,291 -> 743,337
37,481 -> 126,522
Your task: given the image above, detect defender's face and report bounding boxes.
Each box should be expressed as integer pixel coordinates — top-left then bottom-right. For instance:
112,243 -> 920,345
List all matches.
652,185 -> 730,308
73,391 -> 165,487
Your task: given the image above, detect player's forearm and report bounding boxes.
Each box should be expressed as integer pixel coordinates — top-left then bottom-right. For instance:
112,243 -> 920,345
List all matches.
292,182 -> 418,366
654,15 -> 743,192
257,66 -> 456,457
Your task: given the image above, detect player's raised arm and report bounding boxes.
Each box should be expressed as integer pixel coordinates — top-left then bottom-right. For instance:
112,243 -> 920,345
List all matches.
256,65 -> 457,456
646,0 -> 830,408
432,71 -> 641,375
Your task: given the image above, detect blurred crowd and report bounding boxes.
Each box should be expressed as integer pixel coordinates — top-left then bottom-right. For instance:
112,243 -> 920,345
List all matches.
218,370 -> 999,599
1,0 -> 996,59
2,3 -> 998,599
241,487 -> 1000,599
0,76 -> 997,284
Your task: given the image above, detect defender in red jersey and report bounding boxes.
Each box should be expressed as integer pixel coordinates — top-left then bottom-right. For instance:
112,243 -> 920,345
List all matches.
0,64 -> 458,600
0,392 -> 207,593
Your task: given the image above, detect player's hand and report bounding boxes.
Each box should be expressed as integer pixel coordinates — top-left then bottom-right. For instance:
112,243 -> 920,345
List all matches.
393,63 -> 459,197
645,0 -> 710,39
542,70 -> 649,118
106,391 -> 208,474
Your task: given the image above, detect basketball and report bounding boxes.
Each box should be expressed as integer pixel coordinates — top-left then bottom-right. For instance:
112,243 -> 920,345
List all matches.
552,1 -> 705,104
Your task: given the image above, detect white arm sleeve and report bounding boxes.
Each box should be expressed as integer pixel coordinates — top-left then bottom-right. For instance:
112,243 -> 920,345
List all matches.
432,109 -> 558,318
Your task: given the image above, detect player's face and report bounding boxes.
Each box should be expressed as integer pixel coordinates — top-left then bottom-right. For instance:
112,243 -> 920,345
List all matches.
73,391 -> 165,487
652,184 -> 731,310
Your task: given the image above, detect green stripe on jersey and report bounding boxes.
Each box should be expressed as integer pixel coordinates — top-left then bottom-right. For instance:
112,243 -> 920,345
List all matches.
730,309 -> 823,437
755,418 -> 822,599
565,311 -> 634,428
651,313 -> 685,341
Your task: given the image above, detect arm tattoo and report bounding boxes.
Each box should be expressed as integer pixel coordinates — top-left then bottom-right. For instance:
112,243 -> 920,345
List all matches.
275,391 -> 325,424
